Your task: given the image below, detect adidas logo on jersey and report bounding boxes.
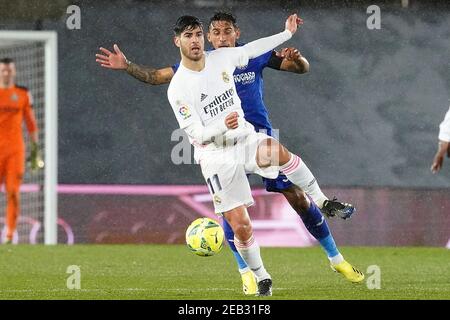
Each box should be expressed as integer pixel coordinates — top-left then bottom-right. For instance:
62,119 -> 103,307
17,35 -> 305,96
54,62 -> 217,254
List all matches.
201,93 -> 208,101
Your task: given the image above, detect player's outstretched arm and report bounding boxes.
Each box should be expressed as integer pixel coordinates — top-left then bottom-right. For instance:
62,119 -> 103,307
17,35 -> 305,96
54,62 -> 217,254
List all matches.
126,63 -> 174,85
276,47 -> 310,74
95,44 -> 173,85
241,14 -> 303,61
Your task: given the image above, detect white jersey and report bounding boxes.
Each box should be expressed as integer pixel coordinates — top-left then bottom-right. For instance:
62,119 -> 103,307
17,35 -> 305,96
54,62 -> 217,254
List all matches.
167,48 -> 255,153
166,30 -> 292,213
438,106 -> 450,142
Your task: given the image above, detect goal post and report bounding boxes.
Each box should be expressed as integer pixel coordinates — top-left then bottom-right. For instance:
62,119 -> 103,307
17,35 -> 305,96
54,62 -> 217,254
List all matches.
0,31 -> 58,245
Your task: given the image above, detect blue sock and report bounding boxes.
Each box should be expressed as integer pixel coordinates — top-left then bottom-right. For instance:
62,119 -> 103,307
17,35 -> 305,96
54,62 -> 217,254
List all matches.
222,218 -> 248,270
299,201 -> 340,258
318,234 -> 340,259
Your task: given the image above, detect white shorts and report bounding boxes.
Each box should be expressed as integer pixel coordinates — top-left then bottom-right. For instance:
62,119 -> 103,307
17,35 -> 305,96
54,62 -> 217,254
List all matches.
197,131 -> 280,214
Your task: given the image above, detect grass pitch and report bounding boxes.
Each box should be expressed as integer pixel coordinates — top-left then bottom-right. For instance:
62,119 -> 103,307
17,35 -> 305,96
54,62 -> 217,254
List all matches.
0,245 -> 449,300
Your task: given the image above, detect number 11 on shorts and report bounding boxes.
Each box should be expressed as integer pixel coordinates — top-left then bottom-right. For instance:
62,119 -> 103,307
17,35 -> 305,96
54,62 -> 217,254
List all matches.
207,174 -> 222,194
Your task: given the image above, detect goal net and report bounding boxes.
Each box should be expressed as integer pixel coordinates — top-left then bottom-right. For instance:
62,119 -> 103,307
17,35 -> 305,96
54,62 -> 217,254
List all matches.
0,31 -> 57,244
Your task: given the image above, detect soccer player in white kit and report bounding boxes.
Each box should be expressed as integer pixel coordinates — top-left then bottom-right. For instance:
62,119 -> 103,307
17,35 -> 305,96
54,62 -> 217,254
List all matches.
431,105 -> 450,173
167,14 -> 364,296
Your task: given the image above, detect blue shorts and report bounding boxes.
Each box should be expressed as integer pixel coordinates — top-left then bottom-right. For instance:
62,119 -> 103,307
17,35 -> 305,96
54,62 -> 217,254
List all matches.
250,125 -> 294,193
262,173 -> 294,193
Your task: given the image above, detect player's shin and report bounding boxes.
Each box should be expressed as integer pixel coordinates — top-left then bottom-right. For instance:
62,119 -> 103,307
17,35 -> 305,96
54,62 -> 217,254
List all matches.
234,235 -> 271,282
222,218 -> 249,271
6,192 -> 20,241
280,153 -> 328,208
299,199 -> 344,265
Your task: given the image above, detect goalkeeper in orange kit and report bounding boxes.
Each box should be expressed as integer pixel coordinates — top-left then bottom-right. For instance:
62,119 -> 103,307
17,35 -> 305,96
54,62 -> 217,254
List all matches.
0,58 -> 44,244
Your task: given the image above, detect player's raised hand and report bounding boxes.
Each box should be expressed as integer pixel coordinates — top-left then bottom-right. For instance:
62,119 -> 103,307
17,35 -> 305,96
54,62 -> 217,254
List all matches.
285,14 -> 303,35
276,47 -> 302,61
95,44 -> 128,70
225,112 -> 239,129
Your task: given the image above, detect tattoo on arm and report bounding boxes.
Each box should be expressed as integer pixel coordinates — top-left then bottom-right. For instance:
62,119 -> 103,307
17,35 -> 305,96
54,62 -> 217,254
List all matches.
126,63 -> 162,85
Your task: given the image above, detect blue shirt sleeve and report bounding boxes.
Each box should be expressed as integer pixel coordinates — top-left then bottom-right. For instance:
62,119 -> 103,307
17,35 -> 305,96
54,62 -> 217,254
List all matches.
172,62 -> 180,73
260,50 -> 276,68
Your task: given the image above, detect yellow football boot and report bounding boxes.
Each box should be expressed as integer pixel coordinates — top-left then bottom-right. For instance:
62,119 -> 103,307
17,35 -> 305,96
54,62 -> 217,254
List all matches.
331,260 -> 365,283
241,270 -> 257,295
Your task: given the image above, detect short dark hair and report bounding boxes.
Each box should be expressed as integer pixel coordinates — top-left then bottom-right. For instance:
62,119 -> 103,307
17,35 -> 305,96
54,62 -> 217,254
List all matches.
173,15 -> 203,36
0,57 -> 14,64
209,12 -> 238,29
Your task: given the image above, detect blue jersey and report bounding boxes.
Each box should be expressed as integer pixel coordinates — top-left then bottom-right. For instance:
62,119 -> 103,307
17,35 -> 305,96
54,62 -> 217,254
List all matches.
172,46 -> 281,136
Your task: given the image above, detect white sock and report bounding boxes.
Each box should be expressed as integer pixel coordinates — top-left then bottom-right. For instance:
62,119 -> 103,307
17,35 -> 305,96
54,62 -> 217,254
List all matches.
234,235 -> 271,282
329,253 -> 345,266
280,153 -> 328,208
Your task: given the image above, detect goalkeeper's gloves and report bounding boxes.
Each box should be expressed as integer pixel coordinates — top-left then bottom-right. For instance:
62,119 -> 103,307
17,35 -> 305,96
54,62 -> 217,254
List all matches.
27,141 -> 45,172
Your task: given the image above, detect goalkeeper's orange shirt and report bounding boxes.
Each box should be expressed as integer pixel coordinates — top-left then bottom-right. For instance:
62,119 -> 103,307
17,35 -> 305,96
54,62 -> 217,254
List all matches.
0,85 -> 38,154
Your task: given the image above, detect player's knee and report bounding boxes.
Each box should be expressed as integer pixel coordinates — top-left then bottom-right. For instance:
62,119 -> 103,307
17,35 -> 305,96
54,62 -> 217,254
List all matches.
233,221 -> 253,241
257,138 -> 282,168
256,140 -> 272,168
224,207 -> 253,240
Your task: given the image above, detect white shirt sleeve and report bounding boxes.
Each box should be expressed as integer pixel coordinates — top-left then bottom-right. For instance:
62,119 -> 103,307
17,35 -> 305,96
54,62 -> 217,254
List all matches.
438,106 -> 450,142
168,84 -> 198,129
243,29 -> 292,60
168,84 -> 228,144
184,121 -> 228,145
219,30 -> 292,68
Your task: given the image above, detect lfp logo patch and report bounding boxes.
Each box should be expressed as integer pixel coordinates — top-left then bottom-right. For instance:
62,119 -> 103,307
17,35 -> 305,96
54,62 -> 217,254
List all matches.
179,105 -> 191,120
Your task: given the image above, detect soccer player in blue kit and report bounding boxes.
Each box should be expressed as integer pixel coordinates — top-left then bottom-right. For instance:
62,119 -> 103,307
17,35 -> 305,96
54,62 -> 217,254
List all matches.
96,12 -> 363,295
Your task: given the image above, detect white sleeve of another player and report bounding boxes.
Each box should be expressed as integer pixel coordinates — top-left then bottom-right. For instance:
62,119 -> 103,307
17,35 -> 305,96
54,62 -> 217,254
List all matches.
438,106 -> 450,142
168,84 -> 228,144
222,30 -> 292,68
